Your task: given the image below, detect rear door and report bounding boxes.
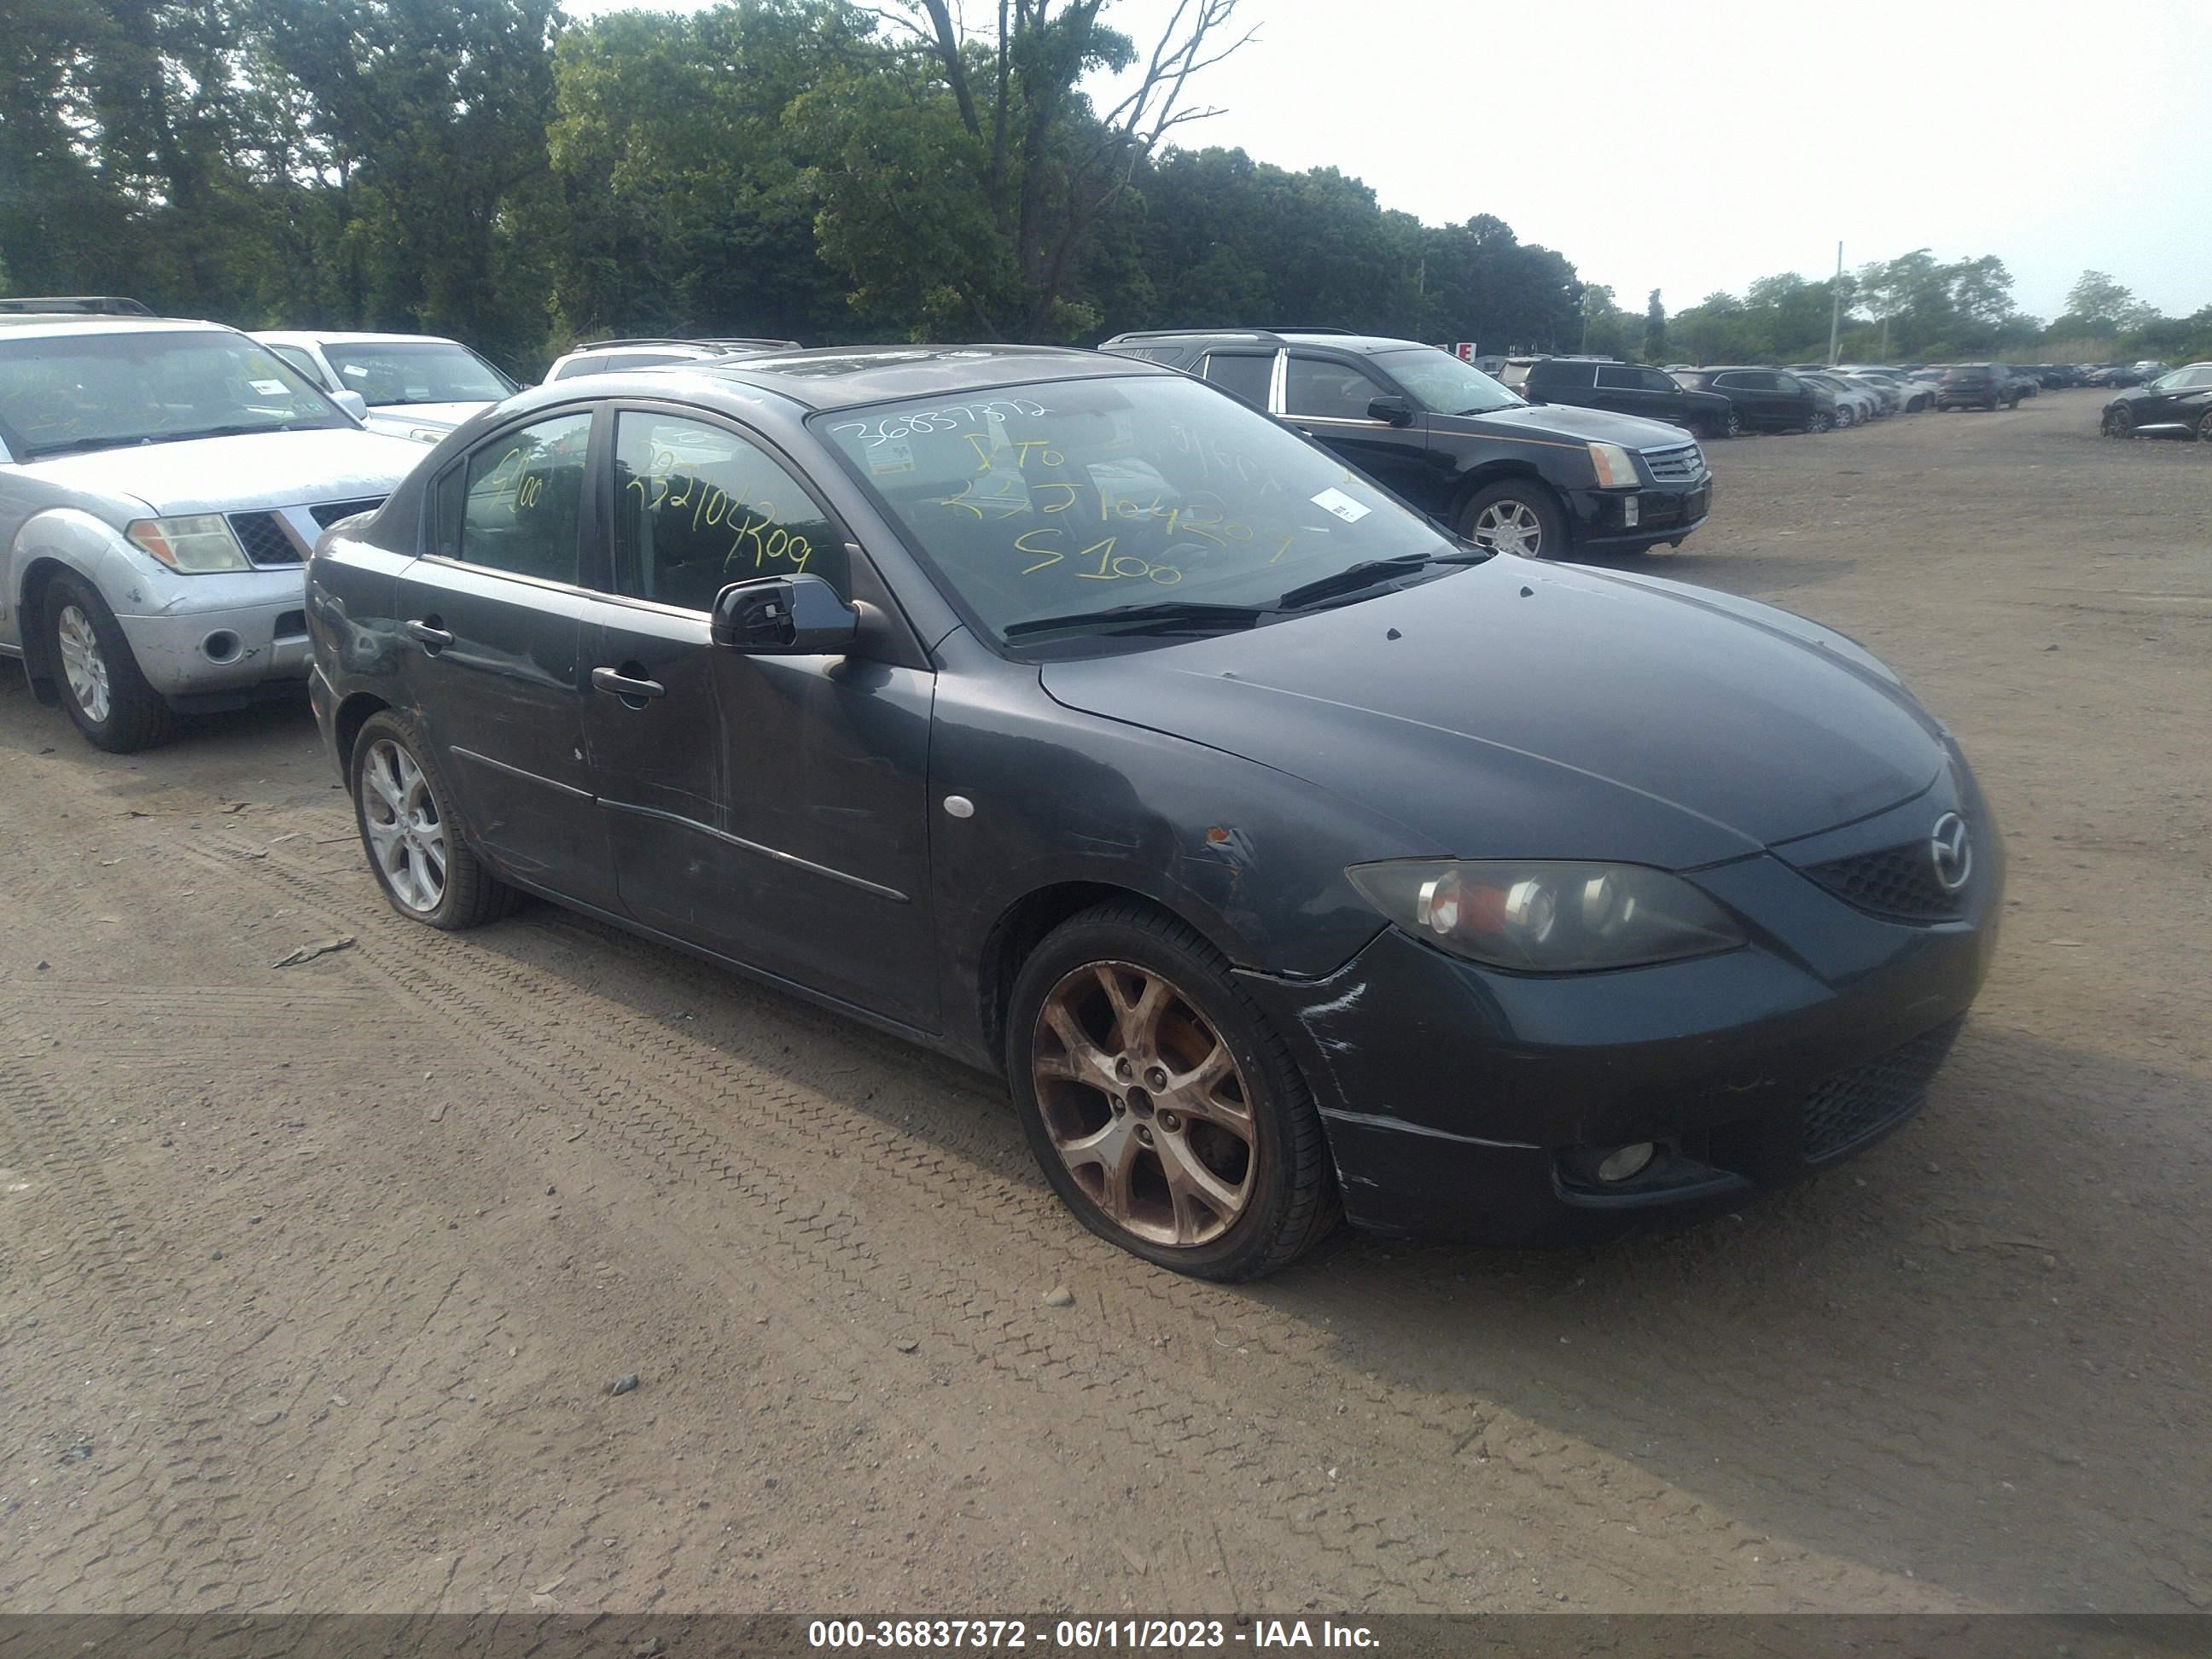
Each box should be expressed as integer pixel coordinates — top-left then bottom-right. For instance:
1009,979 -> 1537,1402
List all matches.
1593,362 -> 1667,421
398,405 -> 618,909
1196,351 -> 1277,410
579,403 -> 940,1030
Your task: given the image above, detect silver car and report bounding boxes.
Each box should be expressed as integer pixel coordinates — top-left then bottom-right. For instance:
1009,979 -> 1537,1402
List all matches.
0,311 -> 427,750
254,329 -> 521,443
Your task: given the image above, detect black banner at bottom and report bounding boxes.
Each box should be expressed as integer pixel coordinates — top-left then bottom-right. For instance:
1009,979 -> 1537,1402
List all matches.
0,1615 -> 2206,1659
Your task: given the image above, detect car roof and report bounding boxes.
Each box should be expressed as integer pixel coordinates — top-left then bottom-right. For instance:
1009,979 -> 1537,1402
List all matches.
674,343 -> 1170,411
255,329 -> 466,347
1102,328 -> 1432,358
0,315 -> 231,341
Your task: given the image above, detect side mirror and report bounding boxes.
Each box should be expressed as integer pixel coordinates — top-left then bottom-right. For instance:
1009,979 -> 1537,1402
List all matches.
712,573 -> 859,655
330,389 -> 370,422
1367,393 -> 1416,427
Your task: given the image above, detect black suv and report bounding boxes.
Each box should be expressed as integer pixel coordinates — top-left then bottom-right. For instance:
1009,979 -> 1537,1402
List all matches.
1935,365 -> 2023,411
1665,367 -> 1834,434
1518,357 -> 1738,439
1097,329 -> 1712,559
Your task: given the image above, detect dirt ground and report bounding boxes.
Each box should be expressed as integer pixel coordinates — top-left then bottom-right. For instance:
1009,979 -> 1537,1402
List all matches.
2,390 -> 2209,1619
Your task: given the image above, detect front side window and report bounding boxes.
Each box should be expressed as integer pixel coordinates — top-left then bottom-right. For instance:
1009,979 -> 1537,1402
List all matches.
324,341 -> 515,406
612,410 -> 844,610
265,344 -> 329,386
1774,375 -> 1806,394
451,410 -> 592,584
0,329 -> 349,459
1636,368 -> 1677,392
1286,356 -> 1391,420
1372,347 -> 1522,416
1595,364 -> 1642,390
1200,352 -> 1273,406
818,374 -> 1459,655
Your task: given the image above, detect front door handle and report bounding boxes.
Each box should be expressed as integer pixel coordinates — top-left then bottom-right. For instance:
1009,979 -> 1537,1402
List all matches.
591,666 -> 666,701
404,619 -> 454,652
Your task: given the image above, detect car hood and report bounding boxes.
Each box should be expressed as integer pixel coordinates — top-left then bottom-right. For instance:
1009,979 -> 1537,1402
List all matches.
18,427 -> 427,516
1446,402 -> 1696,450
363,400 -> 493,438
1039,557 -> 1946,870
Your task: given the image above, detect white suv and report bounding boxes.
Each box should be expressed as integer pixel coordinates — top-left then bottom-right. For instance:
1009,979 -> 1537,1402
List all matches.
0,311 -> 427,750
254,329 -> 520,442
542,335 -> 798,383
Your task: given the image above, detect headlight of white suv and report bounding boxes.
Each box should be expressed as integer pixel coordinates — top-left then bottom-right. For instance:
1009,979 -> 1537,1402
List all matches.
1586,441 -> 1641,489
1348,859 -> 1745,972
125,515 -> 253,573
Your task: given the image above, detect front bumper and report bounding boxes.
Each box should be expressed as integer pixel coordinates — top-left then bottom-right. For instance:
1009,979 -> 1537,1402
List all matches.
1567,478 -> 1711,551
114,573 -> 312,707
1238,791 -> 2003,1244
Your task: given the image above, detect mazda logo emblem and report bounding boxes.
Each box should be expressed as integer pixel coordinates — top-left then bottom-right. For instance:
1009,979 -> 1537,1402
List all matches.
1930,812 -> 1971,894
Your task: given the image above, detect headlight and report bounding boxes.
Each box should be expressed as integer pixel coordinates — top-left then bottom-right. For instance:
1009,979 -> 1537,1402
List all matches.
1586,441 -> 1640,489
125,515 -> 252,573
1346,859 -> 1744,972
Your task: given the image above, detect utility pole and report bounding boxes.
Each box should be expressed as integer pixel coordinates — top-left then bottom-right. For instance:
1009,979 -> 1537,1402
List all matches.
1826,240 -> 1843,365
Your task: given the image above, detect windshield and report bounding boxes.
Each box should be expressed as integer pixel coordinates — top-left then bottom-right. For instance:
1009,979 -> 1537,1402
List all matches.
0,329 -> 348,458
1373,347 -> 1524,416
323,340 -> 515,405
818,374 -> 1463,654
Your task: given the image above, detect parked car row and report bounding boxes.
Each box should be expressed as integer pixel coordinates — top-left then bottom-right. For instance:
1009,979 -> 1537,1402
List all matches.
2,296 -> 2005,1283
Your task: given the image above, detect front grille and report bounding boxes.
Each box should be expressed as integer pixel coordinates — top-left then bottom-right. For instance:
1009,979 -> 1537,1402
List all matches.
1801,1018 -> 1963,1161
228,510 -> 300,567
310,496 -> 386,528
1801,841 -> 1965,922
1642,442 -> 1708,484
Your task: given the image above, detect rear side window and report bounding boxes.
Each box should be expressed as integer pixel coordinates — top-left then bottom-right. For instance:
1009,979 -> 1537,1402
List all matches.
1714,371 -> 1768,391
612,410 -> 845,610
449,410 -> 592,584
1201,352 -> 1272,407
1285,356 -> 1389,420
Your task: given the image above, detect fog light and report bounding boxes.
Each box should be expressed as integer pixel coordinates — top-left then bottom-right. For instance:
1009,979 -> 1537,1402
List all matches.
1622,495 -> 1640,527
201,630 -> 242,663
1596,1142 -> 1656,1184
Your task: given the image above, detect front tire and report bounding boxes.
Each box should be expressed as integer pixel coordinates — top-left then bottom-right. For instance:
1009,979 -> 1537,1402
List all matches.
1006,901 -> 1338,1281
44,572 -> 174,753
1808,410 -> 1835,434
349,711 -> 514,929
1457,480 -> 1568,560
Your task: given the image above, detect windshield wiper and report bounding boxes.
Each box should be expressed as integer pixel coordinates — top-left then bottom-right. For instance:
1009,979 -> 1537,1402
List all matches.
1276,548 -> 1483,611
1003,599 -> 1275,643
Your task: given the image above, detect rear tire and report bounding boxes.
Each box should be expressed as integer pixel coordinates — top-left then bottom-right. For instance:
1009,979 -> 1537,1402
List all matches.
1006,901 -> 1339,1281
1721,405 -> 1743,439
44,572 -> 175,753
349,710 -> 515,929
2196,410 -> 2212,443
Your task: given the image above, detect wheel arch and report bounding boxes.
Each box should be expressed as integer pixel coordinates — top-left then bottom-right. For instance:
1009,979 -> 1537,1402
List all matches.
1447,458 -> 1565,524
334,690 -> 394,781
977,881 -> 1220,1067
15,556 -> 75,701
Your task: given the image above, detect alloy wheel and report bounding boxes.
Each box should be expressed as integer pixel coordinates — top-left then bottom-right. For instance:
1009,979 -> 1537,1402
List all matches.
1724,408 -> 1743,438
1468,498 -> 1545,556
55,604 -> 111,725
2105,406 -> 2133,439
1031,961 -> 1256,1249
360,737 -> 449,913
2197,410 -> 2212,442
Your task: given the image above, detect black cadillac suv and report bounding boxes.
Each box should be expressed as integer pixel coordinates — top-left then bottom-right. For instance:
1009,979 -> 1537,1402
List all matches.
1098,329 -> 1712,559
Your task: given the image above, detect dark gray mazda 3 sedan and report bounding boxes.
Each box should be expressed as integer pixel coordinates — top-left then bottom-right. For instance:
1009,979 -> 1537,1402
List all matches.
306,346 -> 2001,1280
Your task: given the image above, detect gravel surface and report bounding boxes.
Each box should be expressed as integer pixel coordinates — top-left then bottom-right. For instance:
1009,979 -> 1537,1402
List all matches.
1,390 -> 2207,1615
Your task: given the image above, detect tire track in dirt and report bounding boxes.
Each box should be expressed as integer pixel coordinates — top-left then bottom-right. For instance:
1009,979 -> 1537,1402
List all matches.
163,830 -> 1955,1611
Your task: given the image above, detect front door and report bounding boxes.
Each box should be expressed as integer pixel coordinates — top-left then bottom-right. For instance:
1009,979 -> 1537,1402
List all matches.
399,405 -> 618,910
1281,353 -> 1435,509
580,405 -> 940,1031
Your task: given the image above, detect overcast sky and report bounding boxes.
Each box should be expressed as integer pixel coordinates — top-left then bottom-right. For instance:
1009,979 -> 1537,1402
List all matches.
562,0 -> 2212,321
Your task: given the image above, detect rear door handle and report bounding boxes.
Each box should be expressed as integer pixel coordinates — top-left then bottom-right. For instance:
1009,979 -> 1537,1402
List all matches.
404,619 -> 454,651
591,667 -> 666,701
